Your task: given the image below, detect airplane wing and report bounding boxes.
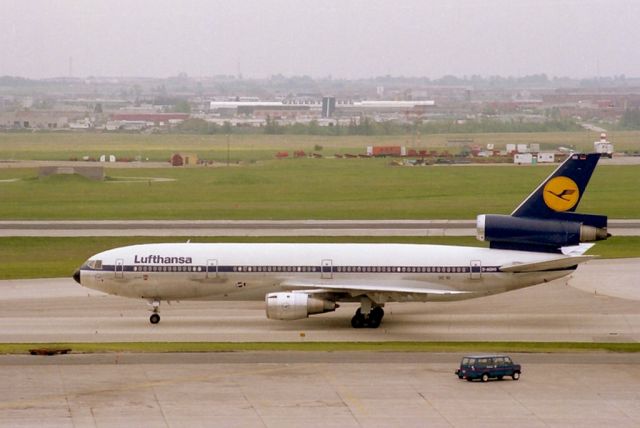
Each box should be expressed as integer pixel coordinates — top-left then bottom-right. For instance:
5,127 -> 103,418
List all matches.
499,255 -> 594,273
281,279 -> 471,301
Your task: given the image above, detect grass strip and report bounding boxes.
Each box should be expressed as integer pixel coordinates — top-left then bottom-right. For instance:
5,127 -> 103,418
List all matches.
2,342 -> 639,355
1,161 -> 639,220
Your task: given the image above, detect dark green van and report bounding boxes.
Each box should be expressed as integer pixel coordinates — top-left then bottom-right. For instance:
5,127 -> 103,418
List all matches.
455,355 -> 521,382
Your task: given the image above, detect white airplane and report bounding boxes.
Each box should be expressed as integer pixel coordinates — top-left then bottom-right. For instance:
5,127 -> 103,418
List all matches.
74,153 -> 609,328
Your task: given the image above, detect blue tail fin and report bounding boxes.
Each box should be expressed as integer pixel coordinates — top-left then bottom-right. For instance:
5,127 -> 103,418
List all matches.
478,153 -> 609,253
511,153 -> 606,228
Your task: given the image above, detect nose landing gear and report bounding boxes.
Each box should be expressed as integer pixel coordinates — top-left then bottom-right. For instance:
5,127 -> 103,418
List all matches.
148,300 -> 161,324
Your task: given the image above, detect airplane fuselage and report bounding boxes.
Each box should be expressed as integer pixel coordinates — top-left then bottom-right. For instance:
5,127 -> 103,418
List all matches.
79,243 -> 574,302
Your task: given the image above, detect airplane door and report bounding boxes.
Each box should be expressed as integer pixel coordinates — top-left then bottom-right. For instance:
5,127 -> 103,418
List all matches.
470,260 -> 481,280
206,259 -> 218,278
115,258 -> 124,279
321,259 -> 333,279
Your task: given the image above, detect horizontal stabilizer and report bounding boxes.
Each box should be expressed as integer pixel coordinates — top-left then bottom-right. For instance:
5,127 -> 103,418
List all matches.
499,256 -> 594,273
560,243 -> 595,256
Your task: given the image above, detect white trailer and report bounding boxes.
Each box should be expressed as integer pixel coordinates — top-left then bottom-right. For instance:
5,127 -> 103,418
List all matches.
594,133 -> 613,158
514,153 -> 533,164
537,153 -> 555,163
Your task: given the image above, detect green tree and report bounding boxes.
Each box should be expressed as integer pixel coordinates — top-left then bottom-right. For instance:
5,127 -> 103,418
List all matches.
620,108 -> 640,130
173,100 -> 191,113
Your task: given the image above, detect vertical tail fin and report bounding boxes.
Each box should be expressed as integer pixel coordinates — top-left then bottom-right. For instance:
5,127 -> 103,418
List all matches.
477,153 -> 609,253
511,153 -> 606,228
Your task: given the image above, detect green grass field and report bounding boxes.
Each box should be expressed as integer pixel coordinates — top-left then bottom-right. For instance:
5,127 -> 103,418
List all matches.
1,130 -> 639,161
1,160 -> 639,220
1,131 -> 638,279
0,236 -> 637,280
1,341 -> 639,354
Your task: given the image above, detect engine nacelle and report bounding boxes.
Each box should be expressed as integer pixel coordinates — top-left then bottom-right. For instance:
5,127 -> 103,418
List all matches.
477,214 -> 608,250
265,292 -> 337,320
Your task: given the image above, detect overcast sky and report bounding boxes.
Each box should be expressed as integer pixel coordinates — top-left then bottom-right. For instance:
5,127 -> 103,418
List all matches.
1,0 -> 638,79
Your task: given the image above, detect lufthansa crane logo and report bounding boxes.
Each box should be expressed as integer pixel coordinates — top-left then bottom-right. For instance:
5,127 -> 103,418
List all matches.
543,176 -> 580,212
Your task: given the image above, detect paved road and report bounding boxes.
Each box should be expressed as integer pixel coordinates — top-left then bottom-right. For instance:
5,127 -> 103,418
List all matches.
0,259 -> 638,343
1,219 -> 638,236
0,351 -> 638,427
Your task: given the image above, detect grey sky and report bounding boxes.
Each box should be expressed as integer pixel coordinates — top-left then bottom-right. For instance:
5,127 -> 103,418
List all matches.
1,0 -> 638,79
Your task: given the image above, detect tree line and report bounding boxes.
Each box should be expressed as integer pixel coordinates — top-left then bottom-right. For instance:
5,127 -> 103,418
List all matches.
174,117 -> 582,136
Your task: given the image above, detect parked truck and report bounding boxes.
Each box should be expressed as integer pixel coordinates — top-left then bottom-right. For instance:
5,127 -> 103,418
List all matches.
366,146 -> 406,157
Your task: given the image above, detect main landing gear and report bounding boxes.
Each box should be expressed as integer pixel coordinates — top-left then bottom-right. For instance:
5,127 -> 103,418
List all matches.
351,298 -> 384,329
149,299 -> 161,324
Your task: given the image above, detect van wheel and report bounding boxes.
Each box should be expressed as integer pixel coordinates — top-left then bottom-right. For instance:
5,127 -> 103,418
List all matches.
497,376 -> 503,380
512,371 -> 520,381
481,373 -> 489,382
466,377 -> 473,382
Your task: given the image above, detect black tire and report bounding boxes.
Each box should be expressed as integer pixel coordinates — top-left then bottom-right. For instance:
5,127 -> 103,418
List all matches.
481,373 -> 489,382
368,306 -> 384,329
466,377 -> 473,382
150,313 -> 160,324
512,371 -> 520,381
497,376 -> 504,380
351,312 -> 365,328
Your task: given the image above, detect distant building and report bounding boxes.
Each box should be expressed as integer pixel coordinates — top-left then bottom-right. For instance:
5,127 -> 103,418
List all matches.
171,153 -> 198,166
322,97 -> 336,118
110,113 -> 189,126
0,111 -> 74,129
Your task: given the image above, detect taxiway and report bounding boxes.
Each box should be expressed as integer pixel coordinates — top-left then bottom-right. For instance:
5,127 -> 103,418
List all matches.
0,351 -> 638,427
0,259 -> 638,343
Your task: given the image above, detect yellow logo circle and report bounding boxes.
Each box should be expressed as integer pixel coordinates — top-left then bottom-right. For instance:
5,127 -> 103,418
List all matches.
543,176 -> 580,212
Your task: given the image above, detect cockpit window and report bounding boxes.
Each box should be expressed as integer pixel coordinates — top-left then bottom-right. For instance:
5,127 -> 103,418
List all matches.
87,260 -> 103,270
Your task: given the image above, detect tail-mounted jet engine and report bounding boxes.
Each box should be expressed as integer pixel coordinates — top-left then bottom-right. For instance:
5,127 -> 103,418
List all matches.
266,292 -> 337,320
477,214 -> 609,253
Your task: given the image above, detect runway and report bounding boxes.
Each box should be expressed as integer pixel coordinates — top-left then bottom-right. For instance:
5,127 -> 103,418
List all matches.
1,259 -> 638,343
0,219 -> 639,236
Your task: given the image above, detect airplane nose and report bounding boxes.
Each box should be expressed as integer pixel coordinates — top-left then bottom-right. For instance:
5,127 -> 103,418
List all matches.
73,269 -> 81,284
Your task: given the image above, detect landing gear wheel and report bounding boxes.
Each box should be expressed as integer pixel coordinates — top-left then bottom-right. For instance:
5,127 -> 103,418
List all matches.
350,306 -> 385,329
367,306 -> 384,329
351,308 -> 365,328
150,313 -> 160,324
148,299 -> 161,324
